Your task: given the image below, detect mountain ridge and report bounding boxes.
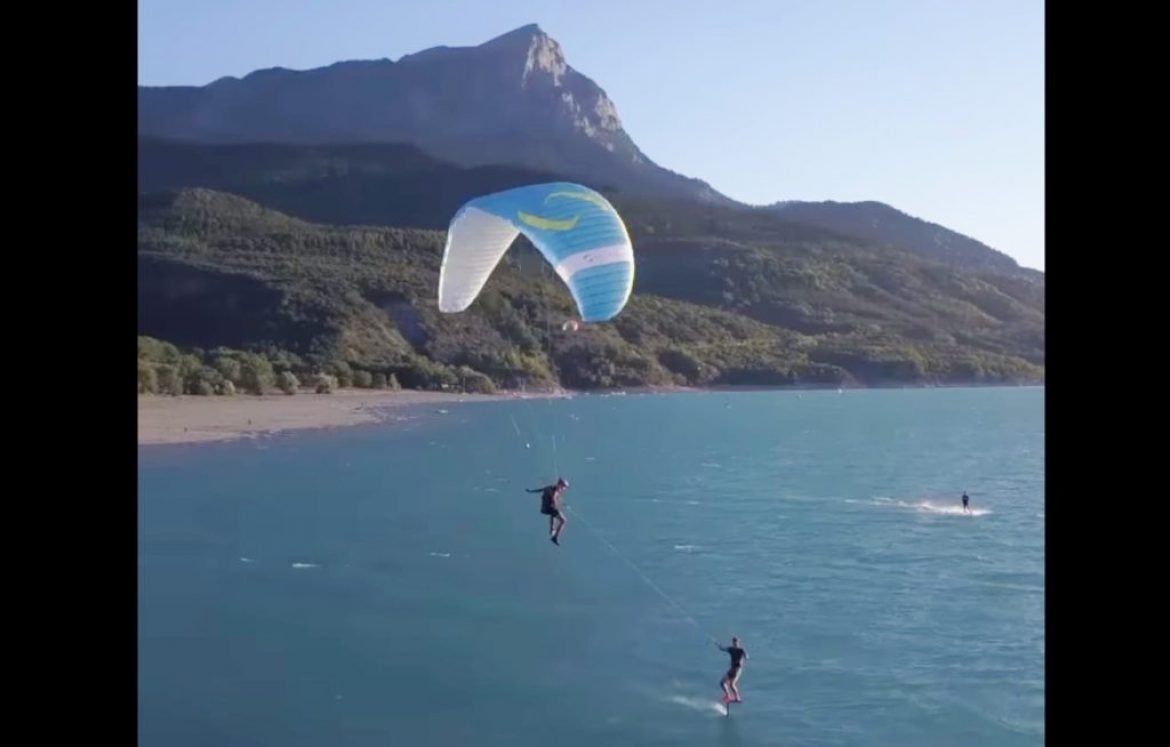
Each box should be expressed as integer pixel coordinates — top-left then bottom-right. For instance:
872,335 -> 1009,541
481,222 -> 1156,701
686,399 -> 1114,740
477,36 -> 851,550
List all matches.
138,24 -> 731,205
138,24 -> 1037,272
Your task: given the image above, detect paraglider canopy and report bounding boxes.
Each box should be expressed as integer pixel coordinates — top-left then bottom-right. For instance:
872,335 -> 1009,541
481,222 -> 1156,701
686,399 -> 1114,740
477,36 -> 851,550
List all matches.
437,182 -> 635,323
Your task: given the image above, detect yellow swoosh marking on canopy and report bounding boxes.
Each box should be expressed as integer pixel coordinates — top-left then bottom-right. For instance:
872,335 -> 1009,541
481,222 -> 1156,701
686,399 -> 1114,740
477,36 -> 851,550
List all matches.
517,210 -> 579,231
546,191 -> 612,210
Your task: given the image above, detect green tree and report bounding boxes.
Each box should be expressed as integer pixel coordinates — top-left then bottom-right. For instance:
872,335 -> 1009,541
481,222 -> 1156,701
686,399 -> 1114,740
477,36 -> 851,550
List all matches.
192,379 -> 215,396
310,373 -> 338,393
178,353 -> 203,381
457,365 -> 497,394
239,354 -> 275,395
213,356 -> 242,384
353,370 -> 373,388
327,361 -> 354,388
265,348 -> 305,373
658,348 -> 704,383
277,371 -> 300,395
156,365 -> 183,396
137,361 -> 157,394
138,336 -> 181,365
185,365 -> 223,395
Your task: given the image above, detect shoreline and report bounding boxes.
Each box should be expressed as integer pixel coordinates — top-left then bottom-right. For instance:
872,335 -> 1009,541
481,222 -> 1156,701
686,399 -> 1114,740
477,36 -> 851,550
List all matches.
137,389 -> 566,446
138,382 -> 1042,447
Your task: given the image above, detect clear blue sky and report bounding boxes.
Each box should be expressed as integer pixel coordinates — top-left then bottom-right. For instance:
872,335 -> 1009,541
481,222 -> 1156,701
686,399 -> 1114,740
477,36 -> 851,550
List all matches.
138,0 -> 1044,270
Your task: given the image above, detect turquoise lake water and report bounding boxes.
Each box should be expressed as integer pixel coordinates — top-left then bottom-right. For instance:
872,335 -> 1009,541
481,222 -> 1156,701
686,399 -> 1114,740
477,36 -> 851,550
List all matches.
139,387 -> 1044,746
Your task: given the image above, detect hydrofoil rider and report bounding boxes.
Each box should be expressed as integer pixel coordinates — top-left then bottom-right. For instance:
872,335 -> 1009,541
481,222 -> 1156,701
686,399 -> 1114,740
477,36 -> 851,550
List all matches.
716,637 -> 747,702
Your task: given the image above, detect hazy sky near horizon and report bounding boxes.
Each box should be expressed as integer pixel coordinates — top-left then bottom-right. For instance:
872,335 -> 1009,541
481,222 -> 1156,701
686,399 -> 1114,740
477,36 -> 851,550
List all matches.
138,0 -> 1045,270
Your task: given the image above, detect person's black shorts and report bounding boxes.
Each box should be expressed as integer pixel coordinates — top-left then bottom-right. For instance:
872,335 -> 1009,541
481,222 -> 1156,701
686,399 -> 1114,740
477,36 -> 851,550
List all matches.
540,505 -> 562,519
725,666 -> 741,681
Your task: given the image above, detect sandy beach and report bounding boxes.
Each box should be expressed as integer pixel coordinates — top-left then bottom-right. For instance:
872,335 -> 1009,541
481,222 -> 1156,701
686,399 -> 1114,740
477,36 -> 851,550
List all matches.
137,389 -> 561,446
137,382 -> 1022,446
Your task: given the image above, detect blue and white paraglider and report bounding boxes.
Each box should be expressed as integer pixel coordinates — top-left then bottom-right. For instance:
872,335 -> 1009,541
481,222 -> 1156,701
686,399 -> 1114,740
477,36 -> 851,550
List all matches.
437,182 -> 635,323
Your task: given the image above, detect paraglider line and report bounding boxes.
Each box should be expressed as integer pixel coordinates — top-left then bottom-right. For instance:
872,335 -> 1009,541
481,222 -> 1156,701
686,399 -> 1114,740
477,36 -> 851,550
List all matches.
565,504 -> 720,647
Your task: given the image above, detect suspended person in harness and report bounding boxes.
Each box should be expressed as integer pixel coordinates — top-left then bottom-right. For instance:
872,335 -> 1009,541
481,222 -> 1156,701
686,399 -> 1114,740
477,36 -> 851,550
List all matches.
526,478 -> 569,545
716,637 -> 748,703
